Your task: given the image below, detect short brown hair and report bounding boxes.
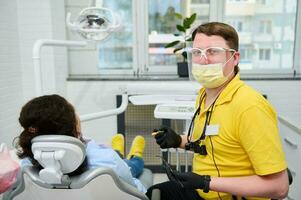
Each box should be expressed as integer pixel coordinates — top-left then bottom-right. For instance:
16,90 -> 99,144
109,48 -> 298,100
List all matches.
192,22 -> 239,73
192,22 -> 239,50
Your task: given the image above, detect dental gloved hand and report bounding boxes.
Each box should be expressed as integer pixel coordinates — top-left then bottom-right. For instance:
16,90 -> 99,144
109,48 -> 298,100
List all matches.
173,171 -> 211,193
152,126 -> 182,149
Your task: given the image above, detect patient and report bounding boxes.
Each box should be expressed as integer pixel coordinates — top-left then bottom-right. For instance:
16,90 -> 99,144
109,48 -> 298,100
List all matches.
15,94 -> 147,193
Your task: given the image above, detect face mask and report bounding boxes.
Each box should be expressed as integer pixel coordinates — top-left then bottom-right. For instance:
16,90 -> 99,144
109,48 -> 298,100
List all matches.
191,56 -> 234,89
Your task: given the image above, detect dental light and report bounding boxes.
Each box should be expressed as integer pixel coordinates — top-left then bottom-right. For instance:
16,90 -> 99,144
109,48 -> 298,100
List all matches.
66,7 -> 121,41
33,7 -> 124,122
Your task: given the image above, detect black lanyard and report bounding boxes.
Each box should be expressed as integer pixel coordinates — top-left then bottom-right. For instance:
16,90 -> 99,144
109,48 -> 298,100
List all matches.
200,101 -> 216,140
186,93 -> 205,143
187,93 -> 217,144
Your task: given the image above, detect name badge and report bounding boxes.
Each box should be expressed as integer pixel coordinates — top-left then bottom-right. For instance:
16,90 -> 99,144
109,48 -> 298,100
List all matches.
205,125 -> 219,136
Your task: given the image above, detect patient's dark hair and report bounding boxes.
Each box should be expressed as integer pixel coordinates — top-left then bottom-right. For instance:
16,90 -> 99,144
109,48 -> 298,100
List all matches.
16,94 -> 81,168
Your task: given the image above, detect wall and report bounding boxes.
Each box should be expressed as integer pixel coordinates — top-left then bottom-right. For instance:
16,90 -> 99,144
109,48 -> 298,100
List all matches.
66,79 -> 301,145
245,80 -> 301,117
17,0 -> 68,99
67,81 -> 122,145
0,0 -> 23,147
0,0 -> 68,147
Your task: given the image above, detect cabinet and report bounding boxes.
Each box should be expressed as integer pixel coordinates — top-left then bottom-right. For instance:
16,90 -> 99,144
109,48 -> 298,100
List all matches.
279,117 -> 301,200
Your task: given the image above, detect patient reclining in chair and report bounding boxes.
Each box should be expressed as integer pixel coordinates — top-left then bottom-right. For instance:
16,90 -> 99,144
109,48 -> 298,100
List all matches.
15,94 -> 147,193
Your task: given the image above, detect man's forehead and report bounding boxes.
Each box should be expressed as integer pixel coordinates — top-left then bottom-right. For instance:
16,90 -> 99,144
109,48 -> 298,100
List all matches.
193,34 -> 228,48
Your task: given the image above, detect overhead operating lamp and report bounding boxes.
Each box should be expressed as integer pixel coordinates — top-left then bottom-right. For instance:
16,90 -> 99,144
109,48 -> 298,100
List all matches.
66,7 -> 121,41
32,6 -> 124,122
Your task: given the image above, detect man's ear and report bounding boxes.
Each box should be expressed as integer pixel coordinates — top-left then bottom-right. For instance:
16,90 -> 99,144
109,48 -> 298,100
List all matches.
233,51 -> 240,66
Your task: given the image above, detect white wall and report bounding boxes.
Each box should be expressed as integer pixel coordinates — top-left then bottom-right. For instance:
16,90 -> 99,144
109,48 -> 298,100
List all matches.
245,80 -> 301,117
0,0 -> 68,147
67,81 -> 122,145
17,0 -> 68,99
66,79 -> 301,145
0,0 -> 23,147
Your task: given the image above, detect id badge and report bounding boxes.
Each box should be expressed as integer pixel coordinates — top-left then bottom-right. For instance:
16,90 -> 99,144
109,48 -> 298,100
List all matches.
205,125 -> 219,136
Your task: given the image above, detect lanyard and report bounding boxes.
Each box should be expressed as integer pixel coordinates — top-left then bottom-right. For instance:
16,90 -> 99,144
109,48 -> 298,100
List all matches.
200,102 -> 215,141
186,93 -> 205,143
187,93 -> 217,144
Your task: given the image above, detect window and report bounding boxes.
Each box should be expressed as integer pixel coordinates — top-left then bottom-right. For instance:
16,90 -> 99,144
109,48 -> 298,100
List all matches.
257,0 -> 272,5
229,0 -> 248,2
147,0 -> 210,75
240,47 -> 252,60
191,0 -> 209,3
67,0 -> 299,78
259,20 -> 272,34
147,0 -> 182,74
228,20 -> 243,32
97,0 -> 134,74
259,48 -> 271,60
224,0 -> 297,73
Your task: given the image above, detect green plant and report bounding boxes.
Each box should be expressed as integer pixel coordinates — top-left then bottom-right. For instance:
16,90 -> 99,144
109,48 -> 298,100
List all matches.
164,12 -> 197,62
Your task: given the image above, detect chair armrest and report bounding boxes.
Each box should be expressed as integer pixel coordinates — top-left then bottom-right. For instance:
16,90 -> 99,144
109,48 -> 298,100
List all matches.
138,168 -> 153,189
70,167 -> 149,200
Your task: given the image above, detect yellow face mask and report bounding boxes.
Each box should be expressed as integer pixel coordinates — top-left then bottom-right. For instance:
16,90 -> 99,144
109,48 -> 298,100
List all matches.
192,63 -> 228,88
191,53 -> 235,88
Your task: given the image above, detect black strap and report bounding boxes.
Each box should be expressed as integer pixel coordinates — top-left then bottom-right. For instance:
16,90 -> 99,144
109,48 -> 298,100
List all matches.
232,196 -> 247,200
196,98 -> 217,142
186,92 -> 206,143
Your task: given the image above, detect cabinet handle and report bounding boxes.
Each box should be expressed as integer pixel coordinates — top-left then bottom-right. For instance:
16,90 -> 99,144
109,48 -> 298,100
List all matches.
284,137 -> 298,149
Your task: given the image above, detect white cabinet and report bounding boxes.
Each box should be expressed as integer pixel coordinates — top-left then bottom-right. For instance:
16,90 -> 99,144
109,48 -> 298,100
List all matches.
279,117 -> 301,200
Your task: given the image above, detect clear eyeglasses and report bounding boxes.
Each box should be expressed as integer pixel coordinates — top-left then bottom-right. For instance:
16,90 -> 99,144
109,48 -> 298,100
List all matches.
189,47 -> 236,60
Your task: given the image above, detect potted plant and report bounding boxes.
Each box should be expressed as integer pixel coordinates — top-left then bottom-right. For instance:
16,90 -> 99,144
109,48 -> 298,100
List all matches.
165,12 -> 197,77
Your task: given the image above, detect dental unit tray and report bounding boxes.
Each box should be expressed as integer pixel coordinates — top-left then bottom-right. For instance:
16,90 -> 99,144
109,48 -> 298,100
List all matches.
154,104 -> 195,120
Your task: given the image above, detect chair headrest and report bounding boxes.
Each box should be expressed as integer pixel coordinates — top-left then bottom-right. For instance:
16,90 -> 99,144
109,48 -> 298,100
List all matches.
31,135 -> 86,184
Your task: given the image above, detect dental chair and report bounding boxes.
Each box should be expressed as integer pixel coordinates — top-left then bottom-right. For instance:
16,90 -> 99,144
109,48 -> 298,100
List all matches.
3,135 -> 156,200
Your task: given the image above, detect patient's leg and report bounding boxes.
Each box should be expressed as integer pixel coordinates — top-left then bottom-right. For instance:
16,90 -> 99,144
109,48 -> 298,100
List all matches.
111,134 -> 145,177
124,156 -> 144,178
125,135 -> 145,177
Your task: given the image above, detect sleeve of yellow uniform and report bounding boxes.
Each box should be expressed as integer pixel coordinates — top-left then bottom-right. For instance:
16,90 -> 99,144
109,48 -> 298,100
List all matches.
237,104 -> 287,175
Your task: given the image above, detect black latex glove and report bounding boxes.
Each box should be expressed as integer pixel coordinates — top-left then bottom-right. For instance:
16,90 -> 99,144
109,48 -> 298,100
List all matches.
173,171 -> 211,193
153,126 -> 182,148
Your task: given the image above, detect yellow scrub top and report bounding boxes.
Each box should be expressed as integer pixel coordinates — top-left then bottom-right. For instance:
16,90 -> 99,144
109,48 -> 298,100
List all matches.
192,75 -> 287,200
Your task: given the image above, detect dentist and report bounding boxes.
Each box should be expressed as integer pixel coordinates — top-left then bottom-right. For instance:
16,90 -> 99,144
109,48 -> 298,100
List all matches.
147,22 -> 289,200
